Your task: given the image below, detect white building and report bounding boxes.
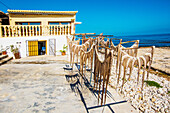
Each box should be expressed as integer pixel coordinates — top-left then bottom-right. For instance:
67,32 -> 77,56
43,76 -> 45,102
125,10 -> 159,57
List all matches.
0,9 -> 81,57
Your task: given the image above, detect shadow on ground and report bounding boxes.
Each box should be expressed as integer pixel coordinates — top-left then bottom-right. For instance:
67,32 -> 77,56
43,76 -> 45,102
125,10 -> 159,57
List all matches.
64,65 -> 127,113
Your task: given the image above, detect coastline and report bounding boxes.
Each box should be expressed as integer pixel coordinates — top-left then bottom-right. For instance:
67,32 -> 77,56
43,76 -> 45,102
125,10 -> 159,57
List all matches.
142,47 -> 170,80
156,46 -> 170,49
137,46 -> 170,80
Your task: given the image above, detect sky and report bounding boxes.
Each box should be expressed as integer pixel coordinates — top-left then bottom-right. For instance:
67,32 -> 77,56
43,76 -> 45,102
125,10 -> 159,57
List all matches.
0,0 -> 170,36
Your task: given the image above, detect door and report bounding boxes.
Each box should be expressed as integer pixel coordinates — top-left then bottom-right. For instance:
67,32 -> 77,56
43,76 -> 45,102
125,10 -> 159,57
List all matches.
28,41 -> 38,56
49,39 -> 56,56
38,41 -> 46,55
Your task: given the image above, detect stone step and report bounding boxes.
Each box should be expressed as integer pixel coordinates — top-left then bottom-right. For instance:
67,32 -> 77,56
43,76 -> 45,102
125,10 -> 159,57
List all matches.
0,54 -> 8,60
0,57 -> 13,65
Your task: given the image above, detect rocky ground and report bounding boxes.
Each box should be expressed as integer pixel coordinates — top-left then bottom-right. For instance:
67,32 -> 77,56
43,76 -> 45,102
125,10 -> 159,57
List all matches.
109,47 -> 170,113
110,67 -> 170,113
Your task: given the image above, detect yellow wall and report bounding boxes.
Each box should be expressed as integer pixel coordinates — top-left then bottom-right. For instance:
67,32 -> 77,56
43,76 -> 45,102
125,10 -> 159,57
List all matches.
8,13 -> 76,34
8,13 -> 76,26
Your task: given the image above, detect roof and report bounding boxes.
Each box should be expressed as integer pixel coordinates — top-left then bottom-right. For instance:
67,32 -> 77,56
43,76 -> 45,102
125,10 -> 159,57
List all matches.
0,11 -> 9,18
7,9 -> 78,15
75,22 -> 82,25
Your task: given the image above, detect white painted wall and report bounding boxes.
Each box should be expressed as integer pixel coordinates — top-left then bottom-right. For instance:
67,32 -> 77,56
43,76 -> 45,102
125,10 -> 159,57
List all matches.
0,35 -> 72,58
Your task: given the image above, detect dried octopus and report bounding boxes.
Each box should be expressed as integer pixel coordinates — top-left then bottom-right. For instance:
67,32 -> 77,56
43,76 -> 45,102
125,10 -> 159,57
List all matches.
67,37 -> 80,67
69,38 -> 92,69
93,43 -> 113,106
117,46 -> 155,91
115,40 -> 139,77
79,36 -> 113,106
79,43 -> 95,76
121,40 -> 139,57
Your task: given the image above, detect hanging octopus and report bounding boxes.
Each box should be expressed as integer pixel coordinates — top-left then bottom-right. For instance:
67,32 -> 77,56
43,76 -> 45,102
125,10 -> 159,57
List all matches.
121,40 -> 139,57
67,36 -> 80,67
93,42 -> 113,106
115,40 -> 140,77
70,38 -> 92,69
79,43 -> 95,76
117,46 -> 155,91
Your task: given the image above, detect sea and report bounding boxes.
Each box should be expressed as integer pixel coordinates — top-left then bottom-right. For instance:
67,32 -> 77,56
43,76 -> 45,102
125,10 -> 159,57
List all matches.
75,33 -> 170,47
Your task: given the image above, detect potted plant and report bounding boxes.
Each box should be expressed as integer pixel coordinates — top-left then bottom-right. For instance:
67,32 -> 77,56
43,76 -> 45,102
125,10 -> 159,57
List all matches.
10,45 -> 20,59
60,44 -> 68,55
1,45 -> 8,55
2,50 -> 7,55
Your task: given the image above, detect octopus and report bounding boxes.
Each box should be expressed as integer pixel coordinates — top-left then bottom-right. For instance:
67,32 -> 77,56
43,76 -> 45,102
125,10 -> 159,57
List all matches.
117,46 -> 155,91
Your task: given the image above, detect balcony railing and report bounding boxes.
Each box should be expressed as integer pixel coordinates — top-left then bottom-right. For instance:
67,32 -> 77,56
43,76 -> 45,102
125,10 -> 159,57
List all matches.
0,25 -> 72,38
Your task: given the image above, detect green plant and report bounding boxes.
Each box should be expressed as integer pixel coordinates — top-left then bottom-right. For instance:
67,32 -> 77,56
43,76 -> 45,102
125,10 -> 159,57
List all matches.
144,80 -> 163,88
60,44 -> 68,53
10,45 -> 19,54
168,91 -> 170,94
122,78 -> 127,82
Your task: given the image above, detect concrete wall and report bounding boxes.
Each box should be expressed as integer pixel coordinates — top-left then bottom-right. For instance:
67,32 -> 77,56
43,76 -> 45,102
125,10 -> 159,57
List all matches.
0,35 -> 71,58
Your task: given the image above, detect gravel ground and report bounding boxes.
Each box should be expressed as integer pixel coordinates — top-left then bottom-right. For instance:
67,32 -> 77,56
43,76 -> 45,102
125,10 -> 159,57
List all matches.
109,56 -> 170,113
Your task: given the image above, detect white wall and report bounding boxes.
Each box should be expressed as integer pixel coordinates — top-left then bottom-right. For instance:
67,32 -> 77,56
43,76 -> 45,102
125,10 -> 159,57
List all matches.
0,35 -> 71,58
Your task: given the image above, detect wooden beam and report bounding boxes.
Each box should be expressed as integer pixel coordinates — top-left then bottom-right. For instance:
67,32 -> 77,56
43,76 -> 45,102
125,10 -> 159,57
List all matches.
74,33 -> 96,35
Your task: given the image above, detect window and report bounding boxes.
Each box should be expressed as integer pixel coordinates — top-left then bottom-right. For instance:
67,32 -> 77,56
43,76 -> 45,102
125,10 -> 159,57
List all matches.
61,22 -> 69,25
48,22 -> 70,25
49,22 -> 59,25
15,22 -> 41,25
30,23 -> 41,25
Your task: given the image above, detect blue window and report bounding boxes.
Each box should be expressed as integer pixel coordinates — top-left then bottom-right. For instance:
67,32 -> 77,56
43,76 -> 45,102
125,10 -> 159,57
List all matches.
16,22 -> 41,25
61,22 -> 69,25
49,22 -> 59,25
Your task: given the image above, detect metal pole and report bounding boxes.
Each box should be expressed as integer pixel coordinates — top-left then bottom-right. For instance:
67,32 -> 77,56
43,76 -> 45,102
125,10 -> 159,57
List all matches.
90,45 -> 95,86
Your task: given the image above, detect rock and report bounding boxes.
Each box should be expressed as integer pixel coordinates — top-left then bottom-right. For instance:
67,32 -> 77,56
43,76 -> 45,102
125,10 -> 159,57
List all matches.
33,102 -> 40,107
138,96 -> 142,100
158,88 -> 164,94
151,98 -> 156,102
160,108 -> 165,113
10,96 -> 16,100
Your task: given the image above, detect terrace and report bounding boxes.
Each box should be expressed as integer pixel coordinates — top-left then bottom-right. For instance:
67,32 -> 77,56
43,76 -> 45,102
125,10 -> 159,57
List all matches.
0,24 -> 74,38
0,10 -> 79,38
